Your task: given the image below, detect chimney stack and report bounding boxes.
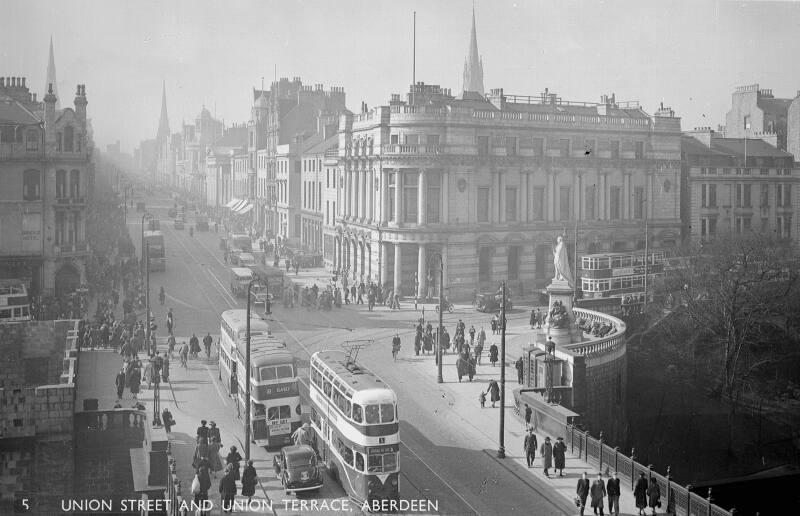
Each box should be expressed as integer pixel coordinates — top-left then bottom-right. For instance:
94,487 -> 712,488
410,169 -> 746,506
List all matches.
74,84 -> 88,127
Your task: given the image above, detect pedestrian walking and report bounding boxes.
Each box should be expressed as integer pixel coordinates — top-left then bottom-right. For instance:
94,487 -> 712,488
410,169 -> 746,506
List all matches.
486,379 -> 500,408
634,472 -> 648,515
162,407 -> 175,433
468,325 -> 476,344
647,477 -> 661,515
536,308 -> 543,329
241,460 -> 258,504
392,334 -> 401,361
491,314 -> 498,334
115,368 -> 126,400
489,342 -> 499,366
524,428 -> 538,468
161,355 -> 170,383
219,464 -> 237,513
516,357 -> 524,384
524,403 -> 532,429
591,472 -> 606,515
292,422 -> 314,447
530,308 -> 536,329
553,436 -> 567,476
190,333 -> 200,358
577,472 -> 590,516
607,471 -> 621,516
166,308 -> 174,334
180,341 -> 189,367
129,366 -> 141,399
194,464 -> 212,516
225,446 -> 242,481
203,333 -> 213,359
478,391 -> 486,408
540,436 -> 553,476
167,334 -> 176,357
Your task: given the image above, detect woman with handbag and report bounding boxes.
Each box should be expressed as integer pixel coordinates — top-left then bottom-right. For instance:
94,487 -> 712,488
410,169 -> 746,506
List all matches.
192,464 -> 211,516
646,477 -> 661,515
634,472 -> 648,515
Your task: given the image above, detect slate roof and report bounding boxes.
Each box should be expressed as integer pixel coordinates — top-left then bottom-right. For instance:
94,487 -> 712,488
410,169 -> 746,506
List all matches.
303,133 -> 337,155
712,138 -> 793,158
0,96 -> 40,125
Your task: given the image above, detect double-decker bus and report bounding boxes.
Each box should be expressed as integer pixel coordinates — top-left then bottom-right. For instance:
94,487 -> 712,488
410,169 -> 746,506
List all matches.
0,281 -> 31,322
309,349 -> 400,507
143,230 -> 165,272
218,309 -> 301,447
577,251 -> 666,314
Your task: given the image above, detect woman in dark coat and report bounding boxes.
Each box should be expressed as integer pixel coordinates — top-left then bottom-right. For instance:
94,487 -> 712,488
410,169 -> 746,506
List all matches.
195,464 -> 212,515
226,446 -> 243,481
553,437 -> 567,476
486,379 -> 500,408
241,460 -> 258,502
129,367 -> 141,399
634,472 -> 649,515
115,369 -> 126,400
647,477 -> 661,515
489,343 -> 499,366
218,465 -> 237,513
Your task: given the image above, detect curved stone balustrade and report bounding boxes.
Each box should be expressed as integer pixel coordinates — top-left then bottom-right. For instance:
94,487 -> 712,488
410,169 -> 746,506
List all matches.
570,307 -> 627,356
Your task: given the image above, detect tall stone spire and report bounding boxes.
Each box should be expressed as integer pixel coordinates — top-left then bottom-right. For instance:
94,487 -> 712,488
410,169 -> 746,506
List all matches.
157,80 -> 170,142
46,36 -> 60,109
462,8 -> 485,95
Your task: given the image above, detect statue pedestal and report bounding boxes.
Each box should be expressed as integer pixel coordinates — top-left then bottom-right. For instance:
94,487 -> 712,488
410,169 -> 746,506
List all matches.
544,280 -> 583,345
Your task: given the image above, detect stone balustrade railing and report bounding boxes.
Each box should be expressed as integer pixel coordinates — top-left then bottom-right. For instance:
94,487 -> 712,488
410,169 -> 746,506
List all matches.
570,307 -> 627,356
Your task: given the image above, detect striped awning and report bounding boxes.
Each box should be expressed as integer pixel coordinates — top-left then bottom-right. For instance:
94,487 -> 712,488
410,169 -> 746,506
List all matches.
224,198 -> 241,209
237,203 -> 254,215
230,199 -> 247,212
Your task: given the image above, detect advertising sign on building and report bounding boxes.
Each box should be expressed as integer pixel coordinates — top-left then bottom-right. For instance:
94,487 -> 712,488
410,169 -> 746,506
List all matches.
21,212 -> 42,253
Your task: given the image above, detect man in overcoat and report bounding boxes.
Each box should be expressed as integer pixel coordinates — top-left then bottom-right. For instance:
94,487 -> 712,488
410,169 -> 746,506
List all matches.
539,436 -> 553,476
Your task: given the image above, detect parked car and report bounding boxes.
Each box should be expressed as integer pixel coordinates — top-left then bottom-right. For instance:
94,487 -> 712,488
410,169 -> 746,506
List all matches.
195,216 -> 209,231
236,252 -> 257,268
273,445 -> 323,495
173,218 -> 184,230
167,208 -> 177,218
475,292 -> 513,312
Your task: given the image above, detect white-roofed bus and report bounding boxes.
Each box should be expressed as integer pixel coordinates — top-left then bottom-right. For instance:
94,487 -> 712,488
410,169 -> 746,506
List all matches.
309,350 -> 399,507
218,309 -> 301,447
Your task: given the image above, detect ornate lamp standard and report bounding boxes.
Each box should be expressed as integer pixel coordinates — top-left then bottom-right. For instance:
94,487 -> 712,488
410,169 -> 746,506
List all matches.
427,252 -> 445,383
498,281 -> 507,458
244,278 -> 263,461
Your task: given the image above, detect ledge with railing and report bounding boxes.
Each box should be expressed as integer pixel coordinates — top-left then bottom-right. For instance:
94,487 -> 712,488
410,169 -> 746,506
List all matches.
52,241 -> 88,256
564,424 -> 733,516
0,142 -> 44,159
379,143 -> 446,155
569,307 -> 626,356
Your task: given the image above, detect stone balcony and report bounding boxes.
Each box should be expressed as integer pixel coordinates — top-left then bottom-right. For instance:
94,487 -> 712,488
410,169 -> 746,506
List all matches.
52,242 -> 88,257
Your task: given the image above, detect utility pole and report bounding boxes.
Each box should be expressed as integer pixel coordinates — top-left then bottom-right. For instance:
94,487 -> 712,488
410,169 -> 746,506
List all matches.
498,281 -> 506,458
437,256 -> 444,383
245,278 -> 259,461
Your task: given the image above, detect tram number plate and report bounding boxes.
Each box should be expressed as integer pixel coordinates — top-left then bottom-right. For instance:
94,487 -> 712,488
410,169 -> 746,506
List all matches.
270,419 -> 291,435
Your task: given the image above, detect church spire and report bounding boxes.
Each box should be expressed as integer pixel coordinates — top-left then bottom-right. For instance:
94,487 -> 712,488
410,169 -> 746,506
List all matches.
462,7 -> 485,95
46,36 -> 61,109
157,80 -> 170,142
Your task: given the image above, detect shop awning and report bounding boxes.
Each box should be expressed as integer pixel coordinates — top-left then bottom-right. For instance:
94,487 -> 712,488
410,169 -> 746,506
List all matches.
230,199 -> 247,212
224,198 -> 241,209
237,203 -> 254,215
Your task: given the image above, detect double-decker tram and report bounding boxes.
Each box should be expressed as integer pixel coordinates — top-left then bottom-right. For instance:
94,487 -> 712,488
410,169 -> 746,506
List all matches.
577,251 -> 666,314
309,348 -> 400,507
218,309 -> 301,447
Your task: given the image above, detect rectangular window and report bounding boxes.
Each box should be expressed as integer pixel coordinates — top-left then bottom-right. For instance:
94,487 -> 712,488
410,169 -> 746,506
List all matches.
559,187 -> 571,221
585,184 -> 596,219
426,173 -> 441,223
505,187 -> 517,222
610,140 -> 620,159
743,184 -> 751,207
390,134 -> 399,145
701,184 -> 707,208
785,184 -> 792,207
634,186 -> 645,219
635,141 -> 644,159
531,187 -> 545,221
610,186 -> 621,219
426,134 -> 440,146
761,184 -> 769,208
404,134 -> 419,145
709,184 -> 717,207
505,137 -> 517,157
388,173 -> 396,222
477,136 -> 489,156
403,172 -> 418,223
507,246 -> 521,281
477,187 -> 490,223
479,247 -> 492,281
532,137 -> 544,157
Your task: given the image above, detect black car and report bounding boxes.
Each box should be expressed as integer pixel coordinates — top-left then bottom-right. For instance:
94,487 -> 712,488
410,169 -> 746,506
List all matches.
273,445 -> 323,495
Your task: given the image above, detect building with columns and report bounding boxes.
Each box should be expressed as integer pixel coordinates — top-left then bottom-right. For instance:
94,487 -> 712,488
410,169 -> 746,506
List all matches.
0,74 -> 93,297
682,128 -> 800,247
300,130 -> 337,253
329,84 -> 683,300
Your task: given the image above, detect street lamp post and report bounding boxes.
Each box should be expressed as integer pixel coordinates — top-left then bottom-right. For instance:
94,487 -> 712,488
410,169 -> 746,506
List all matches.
498,281 -> 507,458
245,278 -> 261,461
428,253 -> 444,383
140,212 -> 150,273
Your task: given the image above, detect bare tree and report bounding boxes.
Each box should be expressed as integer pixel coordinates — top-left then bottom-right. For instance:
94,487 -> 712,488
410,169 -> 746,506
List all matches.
669,232 -> 799,453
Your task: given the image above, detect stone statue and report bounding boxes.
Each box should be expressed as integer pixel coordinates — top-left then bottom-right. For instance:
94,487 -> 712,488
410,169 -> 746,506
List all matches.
552,235 -> 574,286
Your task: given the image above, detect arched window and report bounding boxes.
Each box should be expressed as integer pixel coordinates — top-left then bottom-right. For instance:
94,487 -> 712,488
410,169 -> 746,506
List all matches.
63,126 -> 74,152
56,170 -> 67,198
69,170 -> 80,198
23,170 -> 41,201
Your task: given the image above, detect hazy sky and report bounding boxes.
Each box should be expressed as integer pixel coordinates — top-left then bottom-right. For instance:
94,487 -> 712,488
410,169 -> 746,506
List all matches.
2,0 -> 799,153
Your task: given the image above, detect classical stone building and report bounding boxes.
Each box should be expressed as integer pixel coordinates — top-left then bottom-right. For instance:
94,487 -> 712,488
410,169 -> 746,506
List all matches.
299,130 -> 337,252
329,83 -> 683,299
682,128 -> 800,247
0,73 -> 93,297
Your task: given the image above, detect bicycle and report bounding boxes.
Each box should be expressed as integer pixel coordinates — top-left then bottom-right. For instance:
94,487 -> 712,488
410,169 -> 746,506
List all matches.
435,300 -> 454,313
